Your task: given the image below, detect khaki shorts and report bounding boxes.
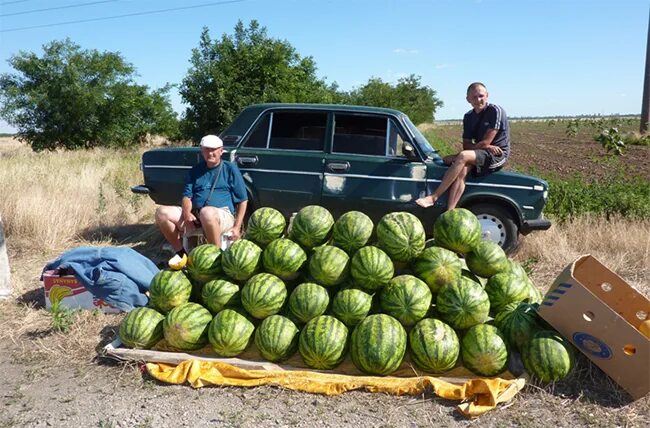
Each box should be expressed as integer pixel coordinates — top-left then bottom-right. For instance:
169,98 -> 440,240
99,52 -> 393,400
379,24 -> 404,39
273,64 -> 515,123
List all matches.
173,206 -> 235,232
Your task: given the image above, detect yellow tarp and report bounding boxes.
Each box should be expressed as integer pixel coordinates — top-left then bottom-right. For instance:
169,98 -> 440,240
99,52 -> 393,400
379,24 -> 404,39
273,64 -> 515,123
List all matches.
146,354 -> 525,418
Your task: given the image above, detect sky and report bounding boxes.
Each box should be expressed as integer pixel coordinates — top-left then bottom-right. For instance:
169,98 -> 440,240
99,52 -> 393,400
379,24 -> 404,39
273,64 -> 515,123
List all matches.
0,0 -> 648,133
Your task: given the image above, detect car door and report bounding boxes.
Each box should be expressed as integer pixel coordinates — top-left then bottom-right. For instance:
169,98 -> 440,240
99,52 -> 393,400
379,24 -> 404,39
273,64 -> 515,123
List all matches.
232,109 -> 327,217
321,112 -> 428,223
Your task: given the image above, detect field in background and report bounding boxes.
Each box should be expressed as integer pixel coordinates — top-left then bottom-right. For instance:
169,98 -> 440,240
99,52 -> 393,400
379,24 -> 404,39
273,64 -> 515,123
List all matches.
0,128 -> 649,425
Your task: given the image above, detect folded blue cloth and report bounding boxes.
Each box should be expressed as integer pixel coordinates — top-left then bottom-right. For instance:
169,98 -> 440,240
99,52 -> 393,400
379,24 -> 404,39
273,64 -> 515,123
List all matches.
43,246 -> 159,312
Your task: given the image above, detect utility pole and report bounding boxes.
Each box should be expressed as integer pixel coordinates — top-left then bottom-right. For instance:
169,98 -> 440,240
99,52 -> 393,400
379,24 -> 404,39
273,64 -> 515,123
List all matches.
641,8 -> 650,133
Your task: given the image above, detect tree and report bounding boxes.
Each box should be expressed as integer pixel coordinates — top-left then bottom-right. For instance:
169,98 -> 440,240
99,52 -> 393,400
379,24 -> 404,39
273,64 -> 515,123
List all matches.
0,39 -> 179,151
349,75 -> 443,124
180,20 -> 342,142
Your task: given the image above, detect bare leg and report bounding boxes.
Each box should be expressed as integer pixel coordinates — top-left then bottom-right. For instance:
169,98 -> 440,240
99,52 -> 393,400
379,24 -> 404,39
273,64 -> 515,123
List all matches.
199,206 -> 222,246
447,164 -> 470,210
416,150 -> 477,208
155,206 -> 184,252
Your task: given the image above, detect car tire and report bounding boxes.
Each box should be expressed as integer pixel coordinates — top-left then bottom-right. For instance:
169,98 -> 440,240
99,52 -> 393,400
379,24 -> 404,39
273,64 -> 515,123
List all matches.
467,203 -> 519,253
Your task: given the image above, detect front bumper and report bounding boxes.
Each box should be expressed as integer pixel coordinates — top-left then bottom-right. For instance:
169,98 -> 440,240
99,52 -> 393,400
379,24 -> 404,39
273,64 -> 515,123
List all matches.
521,217 -> 552,235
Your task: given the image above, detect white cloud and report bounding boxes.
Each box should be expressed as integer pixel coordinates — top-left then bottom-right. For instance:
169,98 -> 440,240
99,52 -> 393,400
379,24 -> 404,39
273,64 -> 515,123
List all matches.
393,48 -> 419,55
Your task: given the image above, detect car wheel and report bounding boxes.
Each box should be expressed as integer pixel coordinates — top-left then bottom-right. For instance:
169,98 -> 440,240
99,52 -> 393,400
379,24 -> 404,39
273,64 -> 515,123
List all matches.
467,203 -> 519,253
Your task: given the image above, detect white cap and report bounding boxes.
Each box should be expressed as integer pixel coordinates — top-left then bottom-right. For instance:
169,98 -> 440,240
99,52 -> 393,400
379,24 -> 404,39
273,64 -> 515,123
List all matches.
200,135 -> 223,149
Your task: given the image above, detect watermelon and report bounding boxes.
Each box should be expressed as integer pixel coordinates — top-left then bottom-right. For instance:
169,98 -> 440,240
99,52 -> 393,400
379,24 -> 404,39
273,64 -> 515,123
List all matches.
330,211 -> 374,255
376,212 -> 425,263
148,269 -> 192,314
208,308 -> 255,357
245,207 -> 286,247
350,314 -> 407,375
163,302 -> 212,351
241,273 -> 287,319
494,302 -> 542,352
432,208 -> 481,255
412,246 -> 462,294
289,205 -> 334,249
331,288 -> 373,327
507,259 -> 529,280
118,307 -> 165,349
465,240 -> 509,278
186,244 -> 222,283
221,239 -> 262,281
201,278 -> 240,314
254,314 -> 299,362
408,318 -> 459,373
436,277 -> 490,330
461,324 -> 509,376
299,315 -> 348,369
380,275 -> 432,327
525,278 -> 543,304
288,282 -> 330,323
485,272 -> 530,313
262,238 -> 307,280
308,245 -> 350,287
522,330 -> 574,383
350,246 -> 394,291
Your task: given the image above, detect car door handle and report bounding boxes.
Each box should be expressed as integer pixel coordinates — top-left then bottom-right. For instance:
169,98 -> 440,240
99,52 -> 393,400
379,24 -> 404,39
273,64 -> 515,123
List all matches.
327,161 -> 350,173
237,156 -> 258,167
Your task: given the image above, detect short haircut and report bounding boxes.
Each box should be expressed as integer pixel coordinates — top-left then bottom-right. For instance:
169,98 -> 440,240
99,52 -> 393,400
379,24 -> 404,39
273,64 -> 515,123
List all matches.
467,82 -> 487,95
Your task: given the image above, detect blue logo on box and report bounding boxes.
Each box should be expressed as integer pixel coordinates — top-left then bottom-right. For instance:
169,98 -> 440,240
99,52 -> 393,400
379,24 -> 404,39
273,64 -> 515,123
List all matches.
572,332 -> 612,359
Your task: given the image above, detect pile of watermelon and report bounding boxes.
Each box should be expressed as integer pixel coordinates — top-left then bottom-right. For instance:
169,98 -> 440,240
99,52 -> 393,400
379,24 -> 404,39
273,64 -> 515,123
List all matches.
119,206 -> 574,383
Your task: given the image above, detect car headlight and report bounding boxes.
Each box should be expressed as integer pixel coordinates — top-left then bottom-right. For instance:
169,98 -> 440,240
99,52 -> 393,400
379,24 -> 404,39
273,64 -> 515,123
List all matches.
543,190 -> 548,200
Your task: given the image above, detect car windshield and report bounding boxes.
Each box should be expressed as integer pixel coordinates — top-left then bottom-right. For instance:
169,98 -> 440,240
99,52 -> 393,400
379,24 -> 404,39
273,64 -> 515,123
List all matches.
402,115 -> 438,159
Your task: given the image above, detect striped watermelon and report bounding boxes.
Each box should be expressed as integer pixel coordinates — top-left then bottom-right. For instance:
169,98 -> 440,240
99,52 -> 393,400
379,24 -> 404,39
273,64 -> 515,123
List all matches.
187,244 -> 223,283
350,314 -> 407,375
221,239 -> 262,281
118,307 -> 165,349
299,315 -> 349,369
461,324 -> 509,376
262,238 -> 307,280
149,270 -> 192,314
289,205 -> 334,249
380,275 -> 432,327
201,278 -> 240,314
288,282 -> 330,323
494,302 -> 542,352
376,212 -> 425,263
331,288 -> 373,327
350,246 -> 394,291
485,272 -> 530,313
507,259 -> 529,280
330,211 -> 374,255
525,278 -> 543,304
433,208 -> 481,255
241,273 -> 287,319
412,246 -> 462,294
163,302 -> 212,351
308,245 -> 350,287
465,240 -> 509,278
408,318 -> 459,373
522,330 -> 574,382
245,207 -> 286,247
254,314 -> 299,362
436,277 -> 490,330
208,308 -> 255,357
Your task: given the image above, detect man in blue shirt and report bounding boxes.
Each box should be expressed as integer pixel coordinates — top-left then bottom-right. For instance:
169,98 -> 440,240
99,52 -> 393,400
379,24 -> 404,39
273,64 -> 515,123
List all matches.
416,82 -> 510,210
155,135 -> 248,266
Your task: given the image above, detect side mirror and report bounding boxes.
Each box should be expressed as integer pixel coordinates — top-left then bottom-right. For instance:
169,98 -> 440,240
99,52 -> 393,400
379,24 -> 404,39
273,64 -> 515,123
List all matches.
403,143 -> 416,158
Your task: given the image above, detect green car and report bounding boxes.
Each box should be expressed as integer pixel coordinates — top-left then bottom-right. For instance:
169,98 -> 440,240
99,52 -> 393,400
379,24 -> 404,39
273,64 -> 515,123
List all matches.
132,103 -> 551,251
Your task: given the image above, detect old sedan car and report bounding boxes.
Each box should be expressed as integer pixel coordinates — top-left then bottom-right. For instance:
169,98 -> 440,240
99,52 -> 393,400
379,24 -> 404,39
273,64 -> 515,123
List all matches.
132,103 -> 551,251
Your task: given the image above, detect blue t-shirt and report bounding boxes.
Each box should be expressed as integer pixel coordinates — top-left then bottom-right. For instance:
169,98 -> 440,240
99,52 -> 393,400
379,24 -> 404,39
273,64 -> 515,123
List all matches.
183,160 -> 248,214
462,103 -> 510,158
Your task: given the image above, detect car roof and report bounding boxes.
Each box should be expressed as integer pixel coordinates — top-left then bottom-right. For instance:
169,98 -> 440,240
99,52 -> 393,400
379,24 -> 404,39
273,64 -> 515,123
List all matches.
244,103 -> 405,117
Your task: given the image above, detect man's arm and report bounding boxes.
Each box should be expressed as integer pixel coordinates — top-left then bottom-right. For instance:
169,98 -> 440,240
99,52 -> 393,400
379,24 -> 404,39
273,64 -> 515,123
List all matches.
181,196 -> 197,227
230,200 -> 248,240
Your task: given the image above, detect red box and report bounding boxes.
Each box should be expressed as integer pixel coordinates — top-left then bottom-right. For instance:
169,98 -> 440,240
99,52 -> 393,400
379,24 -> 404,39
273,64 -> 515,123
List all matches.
42,269 -> 122,313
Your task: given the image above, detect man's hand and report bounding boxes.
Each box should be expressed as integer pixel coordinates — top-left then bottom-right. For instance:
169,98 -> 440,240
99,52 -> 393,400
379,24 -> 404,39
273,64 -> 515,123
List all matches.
229,224 -> 242,241
486,145 -> 503,156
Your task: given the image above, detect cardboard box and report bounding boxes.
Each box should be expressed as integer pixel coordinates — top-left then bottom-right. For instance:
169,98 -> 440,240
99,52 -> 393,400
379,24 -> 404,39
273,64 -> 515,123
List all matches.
537,255 -> 650,399
42,269 -> 122,314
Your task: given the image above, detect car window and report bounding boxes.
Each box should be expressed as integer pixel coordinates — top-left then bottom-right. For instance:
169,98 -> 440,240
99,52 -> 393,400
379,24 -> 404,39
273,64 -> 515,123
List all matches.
388,119 -> 409,157
243,114 -> 271,148
269,112 -> 326,151
333,114 -> 387,156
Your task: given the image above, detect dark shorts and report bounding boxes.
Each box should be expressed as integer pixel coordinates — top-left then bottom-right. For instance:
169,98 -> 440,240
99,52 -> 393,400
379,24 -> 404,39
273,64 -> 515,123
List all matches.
474,150 -> 507,177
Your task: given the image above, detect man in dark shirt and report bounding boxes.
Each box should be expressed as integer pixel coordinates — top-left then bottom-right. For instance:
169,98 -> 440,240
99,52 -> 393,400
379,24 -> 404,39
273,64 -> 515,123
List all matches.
416,82 -> 510,210
155,135 -> 248,266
